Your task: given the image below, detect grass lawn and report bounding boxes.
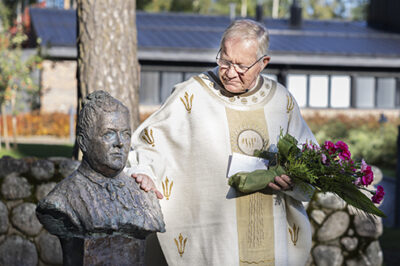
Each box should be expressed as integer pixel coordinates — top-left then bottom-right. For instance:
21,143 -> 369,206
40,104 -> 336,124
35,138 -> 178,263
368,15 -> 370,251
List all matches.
0,143 -> 74,159
380,227 -> 400,266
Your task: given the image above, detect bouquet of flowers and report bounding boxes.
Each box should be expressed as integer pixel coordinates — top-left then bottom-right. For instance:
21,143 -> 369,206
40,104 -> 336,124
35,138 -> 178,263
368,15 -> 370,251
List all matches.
228,132 -> 386,217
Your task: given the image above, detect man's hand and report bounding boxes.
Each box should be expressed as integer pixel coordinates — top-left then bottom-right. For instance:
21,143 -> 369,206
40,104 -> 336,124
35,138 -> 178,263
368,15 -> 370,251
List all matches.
268,174 -> 293,191
131,173 -> 164,199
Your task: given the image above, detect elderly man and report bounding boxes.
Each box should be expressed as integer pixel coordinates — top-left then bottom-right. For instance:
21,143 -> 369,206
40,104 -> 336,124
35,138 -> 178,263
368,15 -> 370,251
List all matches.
37,91 -> 164,265
127,19 -> 316,266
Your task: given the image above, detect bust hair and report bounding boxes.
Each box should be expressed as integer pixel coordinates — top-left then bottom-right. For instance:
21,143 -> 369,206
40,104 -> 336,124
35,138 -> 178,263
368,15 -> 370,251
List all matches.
77,90 -> 129,140
220,19 -> 269,58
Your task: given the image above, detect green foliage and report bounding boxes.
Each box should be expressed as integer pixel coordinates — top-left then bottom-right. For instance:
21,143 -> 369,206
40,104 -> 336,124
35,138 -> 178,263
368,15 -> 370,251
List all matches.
229,132 -> 386,217
0,0 -> 37,28
347,125 -> 397,169
350,0 -> 368,21
0,21 -> 41,111
308,115 -> 398,169
137,0 -> 369,21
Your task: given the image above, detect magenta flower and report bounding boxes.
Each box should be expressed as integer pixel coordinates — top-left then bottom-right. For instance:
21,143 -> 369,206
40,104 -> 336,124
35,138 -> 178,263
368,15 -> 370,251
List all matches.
372,185 -> 385,204
338,149 -> 352,161
361,167 -> 374,186
335,141 -> 349,152
324,141 -> 336,154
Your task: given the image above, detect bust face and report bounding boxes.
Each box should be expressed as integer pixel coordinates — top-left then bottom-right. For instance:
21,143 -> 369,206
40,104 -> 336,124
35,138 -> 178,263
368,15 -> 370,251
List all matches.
84,110 -> 131,178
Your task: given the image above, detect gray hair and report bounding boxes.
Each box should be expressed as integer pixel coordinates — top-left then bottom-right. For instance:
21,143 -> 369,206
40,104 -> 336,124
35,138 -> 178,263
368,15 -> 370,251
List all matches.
220,19 -> 269,58
77,90 -> 129,140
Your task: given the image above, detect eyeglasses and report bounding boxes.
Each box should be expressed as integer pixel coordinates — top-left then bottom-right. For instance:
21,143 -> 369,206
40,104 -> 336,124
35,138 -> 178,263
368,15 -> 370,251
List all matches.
216,49 -> 267,74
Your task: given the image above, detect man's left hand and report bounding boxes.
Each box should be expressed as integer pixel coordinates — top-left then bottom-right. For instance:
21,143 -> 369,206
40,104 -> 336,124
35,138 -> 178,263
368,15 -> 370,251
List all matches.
268,174 -> 293,191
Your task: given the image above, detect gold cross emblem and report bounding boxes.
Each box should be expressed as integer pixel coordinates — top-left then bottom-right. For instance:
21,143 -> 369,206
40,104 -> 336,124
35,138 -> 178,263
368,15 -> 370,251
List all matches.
174,233 -> 187,257
288,223 -> 300,246
180,92 -> 194,113
287,94 -> 294,113
142,128 -> 155,147
162,176 -> 173,200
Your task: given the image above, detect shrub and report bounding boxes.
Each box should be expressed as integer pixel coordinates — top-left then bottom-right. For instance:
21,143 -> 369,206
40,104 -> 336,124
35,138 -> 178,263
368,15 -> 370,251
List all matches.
305,114 -> 399,169
0,112 -> 74,138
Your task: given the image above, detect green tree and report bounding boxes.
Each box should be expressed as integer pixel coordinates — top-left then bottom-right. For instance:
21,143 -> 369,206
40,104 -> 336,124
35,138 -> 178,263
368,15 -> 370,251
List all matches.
0,11 -> 41,149
1,0 -> 37,27
302,0 -> 346,20
350,0 -> 368,21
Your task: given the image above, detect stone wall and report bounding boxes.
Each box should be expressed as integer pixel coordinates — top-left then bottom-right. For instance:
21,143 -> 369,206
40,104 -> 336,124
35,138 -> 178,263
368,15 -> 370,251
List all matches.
0,156 -> 79,266
0,156 -> 384,265
306,193 -> 383,266
305,168 -> 384,266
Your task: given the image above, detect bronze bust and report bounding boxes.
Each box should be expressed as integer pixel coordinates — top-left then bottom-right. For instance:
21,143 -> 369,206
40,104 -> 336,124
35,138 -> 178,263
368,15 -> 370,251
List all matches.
36,91 -> 164,265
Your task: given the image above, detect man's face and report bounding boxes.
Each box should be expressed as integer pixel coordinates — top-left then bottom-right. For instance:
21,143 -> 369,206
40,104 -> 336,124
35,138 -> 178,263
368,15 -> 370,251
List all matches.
84,110 -> 131,177
218,38 -> 269,93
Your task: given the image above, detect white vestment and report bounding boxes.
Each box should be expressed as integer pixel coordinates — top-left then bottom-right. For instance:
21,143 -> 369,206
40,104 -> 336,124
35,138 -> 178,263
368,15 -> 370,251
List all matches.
126,67 -> 316,266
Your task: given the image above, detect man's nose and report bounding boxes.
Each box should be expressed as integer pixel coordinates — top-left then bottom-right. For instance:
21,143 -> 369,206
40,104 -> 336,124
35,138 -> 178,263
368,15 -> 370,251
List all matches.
226,64 -> 238,78
114,133 -> 123,148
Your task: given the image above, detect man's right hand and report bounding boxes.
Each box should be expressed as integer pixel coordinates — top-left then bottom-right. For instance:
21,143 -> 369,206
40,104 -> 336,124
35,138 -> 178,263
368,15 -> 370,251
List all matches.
131,173 -> 164,199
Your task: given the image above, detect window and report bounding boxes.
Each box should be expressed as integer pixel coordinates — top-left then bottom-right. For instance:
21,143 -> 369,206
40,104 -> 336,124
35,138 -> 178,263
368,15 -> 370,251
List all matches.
309,75 -> 328,108
287,74 -> 307,107
161,72 -> 183,103
376,78 -> 396,108
139,71 -> 159,105
354,77 -> 375,108
331,76 -> 351,108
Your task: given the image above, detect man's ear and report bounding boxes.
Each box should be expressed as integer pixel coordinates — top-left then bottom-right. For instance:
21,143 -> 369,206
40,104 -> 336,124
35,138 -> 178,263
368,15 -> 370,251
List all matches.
77,133 -> 87,153
262,56 -> 271,69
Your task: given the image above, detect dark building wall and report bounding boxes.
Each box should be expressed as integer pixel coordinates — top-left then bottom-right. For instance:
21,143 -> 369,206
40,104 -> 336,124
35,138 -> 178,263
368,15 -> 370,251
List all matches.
368,0 -> 400,32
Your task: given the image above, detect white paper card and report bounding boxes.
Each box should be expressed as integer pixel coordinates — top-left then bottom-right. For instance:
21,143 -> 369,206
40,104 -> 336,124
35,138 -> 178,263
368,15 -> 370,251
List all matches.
227,153 -> 269,178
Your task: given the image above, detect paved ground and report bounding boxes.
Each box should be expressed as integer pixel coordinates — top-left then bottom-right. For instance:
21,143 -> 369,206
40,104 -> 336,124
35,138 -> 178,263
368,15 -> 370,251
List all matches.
381,177 -> 396,227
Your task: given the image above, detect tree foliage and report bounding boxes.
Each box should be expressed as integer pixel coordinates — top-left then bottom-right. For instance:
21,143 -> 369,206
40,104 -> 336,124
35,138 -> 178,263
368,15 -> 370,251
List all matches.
137,0 -> 366,21
0,4 -> 41,149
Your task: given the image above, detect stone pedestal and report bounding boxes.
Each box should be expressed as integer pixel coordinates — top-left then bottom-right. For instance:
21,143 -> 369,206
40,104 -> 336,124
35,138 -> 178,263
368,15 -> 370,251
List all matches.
60,235 -> 145,266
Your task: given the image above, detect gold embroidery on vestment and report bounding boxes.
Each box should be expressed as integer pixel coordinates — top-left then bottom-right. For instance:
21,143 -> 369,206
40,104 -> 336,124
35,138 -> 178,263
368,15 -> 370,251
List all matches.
247,193 -> 265,248
180,92 -> 193,113
162,176 -> 173,200
286,94 -> 294,113
174,233 -> 187,257
240,258 -> 274,264
225,108 -> 274,265
289,223 -> 300,246
142,128 -> 155,147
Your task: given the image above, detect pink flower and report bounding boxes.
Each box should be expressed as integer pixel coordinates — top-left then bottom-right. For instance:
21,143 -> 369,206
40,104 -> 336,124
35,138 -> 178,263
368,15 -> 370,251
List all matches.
361,159 -> 368,172
324,141 -> 336,154
335,141 -> 349,152
361,167 -> 374,186
354,177 -> 362,186
338,149 -> 352,161
360,159 -> 374,186
372,185 -> 385,204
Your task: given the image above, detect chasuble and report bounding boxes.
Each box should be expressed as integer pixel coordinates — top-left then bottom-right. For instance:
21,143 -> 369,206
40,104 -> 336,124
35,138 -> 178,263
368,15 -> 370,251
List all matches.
126,67 -> 316,266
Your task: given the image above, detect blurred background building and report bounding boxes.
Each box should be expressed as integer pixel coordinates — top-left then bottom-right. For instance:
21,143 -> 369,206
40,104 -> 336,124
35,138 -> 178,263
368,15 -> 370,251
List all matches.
7,0 -> 400,118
